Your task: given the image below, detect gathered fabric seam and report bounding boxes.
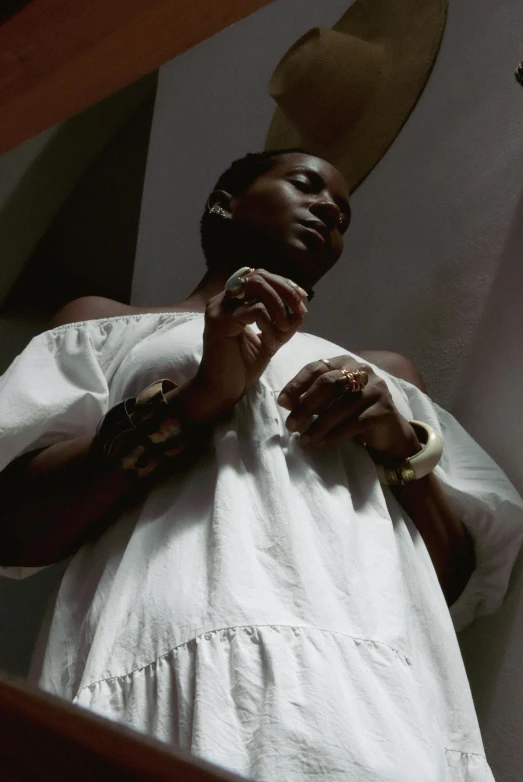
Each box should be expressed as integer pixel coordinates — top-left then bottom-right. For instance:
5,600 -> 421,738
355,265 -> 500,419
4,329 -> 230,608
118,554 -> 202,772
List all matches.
73,622 -> 412,699
444,748 -> 488,760
49,311 -> 204,333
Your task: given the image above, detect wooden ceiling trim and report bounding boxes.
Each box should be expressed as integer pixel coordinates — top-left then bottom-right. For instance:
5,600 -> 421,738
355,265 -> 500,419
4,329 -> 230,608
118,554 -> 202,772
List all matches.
0,0 -> 275,156
0,72 -> 157,308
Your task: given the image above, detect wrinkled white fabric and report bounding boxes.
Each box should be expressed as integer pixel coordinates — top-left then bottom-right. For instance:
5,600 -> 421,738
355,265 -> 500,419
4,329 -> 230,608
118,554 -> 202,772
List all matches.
1,311 -> 522,781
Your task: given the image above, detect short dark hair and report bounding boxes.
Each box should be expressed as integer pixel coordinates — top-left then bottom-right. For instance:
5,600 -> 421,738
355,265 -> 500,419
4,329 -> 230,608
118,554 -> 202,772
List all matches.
200,148 -> 307,269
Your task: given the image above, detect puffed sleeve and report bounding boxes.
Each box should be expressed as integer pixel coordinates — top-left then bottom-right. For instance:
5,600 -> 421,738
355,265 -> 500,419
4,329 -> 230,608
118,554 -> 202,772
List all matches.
391,377 -> 523,632
0,324 -> 110,580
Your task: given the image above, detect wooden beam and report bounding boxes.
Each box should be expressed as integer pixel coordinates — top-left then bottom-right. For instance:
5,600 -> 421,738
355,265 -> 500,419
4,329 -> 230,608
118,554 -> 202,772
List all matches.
0,73 -> 158,308
0,676 -> 245,781
0,0 -> 275,156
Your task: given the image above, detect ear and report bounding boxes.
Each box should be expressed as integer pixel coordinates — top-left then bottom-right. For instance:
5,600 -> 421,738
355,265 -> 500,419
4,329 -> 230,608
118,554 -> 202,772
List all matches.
207,189 -> 233,217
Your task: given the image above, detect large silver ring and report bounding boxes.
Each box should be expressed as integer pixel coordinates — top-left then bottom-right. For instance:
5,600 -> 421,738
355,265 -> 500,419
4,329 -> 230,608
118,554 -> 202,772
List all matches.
224,266 -> 255,300
337,368 -> 369,395
320,358 -> 333,370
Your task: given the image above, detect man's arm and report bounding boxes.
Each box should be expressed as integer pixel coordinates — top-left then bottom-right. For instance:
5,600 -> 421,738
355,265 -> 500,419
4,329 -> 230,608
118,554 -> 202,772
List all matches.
358,350 -> 475,606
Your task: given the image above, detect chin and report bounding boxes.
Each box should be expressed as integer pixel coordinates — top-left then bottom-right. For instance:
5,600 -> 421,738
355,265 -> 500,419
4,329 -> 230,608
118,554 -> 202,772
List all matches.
243,234 -> 326,290
279,241 -> 329,289
265,255 -> 312,291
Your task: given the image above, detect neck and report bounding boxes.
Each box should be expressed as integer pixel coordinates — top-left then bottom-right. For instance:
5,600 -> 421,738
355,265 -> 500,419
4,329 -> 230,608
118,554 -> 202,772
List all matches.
175,268 -> 232,312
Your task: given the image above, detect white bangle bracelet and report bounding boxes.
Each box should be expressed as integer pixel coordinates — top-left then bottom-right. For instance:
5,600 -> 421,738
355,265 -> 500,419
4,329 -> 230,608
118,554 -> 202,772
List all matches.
374,420 -> 443,486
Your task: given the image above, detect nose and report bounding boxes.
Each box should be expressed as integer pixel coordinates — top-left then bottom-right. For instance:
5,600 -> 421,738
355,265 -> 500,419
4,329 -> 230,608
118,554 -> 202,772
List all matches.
309,197 -> 341,230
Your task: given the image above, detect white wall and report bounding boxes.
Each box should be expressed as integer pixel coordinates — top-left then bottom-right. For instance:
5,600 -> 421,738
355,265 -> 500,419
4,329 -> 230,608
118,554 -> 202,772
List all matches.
134,0 -> 523,779
132,0 -> 350,312
452,188 -> 523,779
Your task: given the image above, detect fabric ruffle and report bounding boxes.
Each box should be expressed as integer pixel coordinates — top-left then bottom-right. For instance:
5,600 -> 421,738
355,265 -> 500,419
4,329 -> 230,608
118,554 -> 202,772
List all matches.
74,624 -> 493,782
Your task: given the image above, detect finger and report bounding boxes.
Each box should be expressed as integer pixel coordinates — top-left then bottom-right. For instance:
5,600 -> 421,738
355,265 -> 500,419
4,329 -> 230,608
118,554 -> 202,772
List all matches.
274,308 -> 306,346
261,304 -> 306,353
234,300 -> 274,334
264,272 -> 310,320
210,279 -> 306,340
215,291 -> 306,361
253,269 -> 309,305
242,270 -> 308,331
239,272 -> 290,332
278,357 -> 372,411
204,292 -> 248,338
259,328 -> 277,356
216,295 -> 277,339
285,370 -> 345,433
277,359 -> 336,411
298,392 -> 371,446
311,414 -> 371,449
236,300 -> 302,358
255,304 -> 307,355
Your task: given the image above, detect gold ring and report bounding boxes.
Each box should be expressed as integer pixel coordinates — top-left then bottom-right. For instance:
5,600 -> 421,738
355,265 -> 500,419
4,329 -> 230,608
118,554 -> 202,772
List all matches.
320,358 -> 333,370
337,368 -> 368,394
224,266 -> 255,299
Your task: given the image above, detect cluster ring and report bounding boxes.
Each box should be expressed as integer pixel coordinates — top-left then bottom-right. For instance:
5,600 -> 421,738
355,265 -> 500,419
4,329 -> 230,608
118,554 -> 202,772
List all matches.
337,368 -> 369,395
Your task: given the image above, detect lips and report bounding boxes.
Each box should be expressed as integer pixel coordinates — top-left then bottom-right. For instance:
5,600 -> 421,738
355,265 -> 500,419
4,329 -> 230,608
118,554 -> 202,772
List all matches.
300,221 -> 329,245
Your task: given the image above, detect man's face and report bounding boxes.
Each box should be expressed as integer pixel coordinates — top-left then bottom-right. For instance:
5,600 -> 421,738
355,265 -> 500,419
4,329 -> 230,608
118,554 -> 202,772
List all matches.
228,153 -> 351,291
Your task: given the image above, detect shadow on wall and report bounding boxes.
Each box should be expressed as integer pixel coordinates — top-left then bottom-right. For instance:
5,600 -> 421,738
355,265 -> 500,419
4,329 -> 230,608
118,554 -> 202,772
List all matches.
452,181 -> 523,490
459,551 -> 523,722
0,562 -> 68,677
452,184 -> 523,766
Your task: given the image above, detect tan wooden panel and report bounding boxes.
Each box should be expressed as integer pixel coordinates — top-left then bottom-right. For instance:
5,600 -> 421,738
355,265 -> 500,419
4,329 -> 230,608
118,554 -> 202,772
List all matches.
0,0 -> 274,155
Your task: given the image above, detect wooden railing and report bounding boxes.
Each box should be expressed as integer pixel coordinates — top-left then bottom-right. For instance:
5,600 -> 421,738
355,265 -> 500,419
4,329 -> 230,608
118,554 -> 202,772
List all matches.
0,0 -> 275,155
0,676 -> 246,781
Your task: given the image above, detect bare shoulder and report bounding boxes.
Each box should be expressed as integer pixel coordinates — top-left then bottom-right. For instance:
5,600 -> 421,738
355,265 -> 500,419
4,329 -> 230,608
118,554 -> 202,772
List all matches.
357,350 -> 427,393
48,296 -> 133,328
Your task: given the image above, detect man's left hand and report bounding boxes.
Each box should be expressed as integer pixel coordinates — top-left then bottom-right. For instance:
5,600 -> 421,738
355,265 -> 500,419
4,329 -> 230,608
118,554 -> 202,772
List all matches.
277,355 -> 420,464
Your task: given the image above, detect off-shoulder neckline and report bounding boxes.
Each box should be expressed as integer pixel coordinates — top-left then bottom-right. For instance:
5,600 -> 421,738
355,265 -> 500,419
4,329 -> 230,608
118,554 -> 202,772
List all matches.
48,310 -> 205,332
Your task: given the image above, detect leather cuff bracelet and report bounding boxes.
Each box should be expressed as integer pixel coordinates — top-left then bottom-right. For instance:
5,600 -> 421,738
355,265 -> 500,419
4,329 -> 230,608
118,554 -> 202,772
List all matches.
92,379 -> 187,479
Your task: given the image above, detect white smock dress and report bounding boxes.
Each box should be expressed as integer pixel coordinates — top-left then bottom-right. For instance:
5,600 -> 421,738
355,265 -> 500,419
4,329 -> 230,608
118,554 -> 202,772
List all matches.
1,311 -> 523,782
